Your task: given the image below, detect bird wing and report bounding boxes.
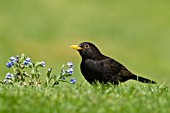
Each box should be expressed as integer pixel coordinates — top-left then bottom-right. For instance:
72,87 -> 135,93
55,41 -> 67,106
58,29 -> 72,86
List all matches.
102,58 -> 123,75
81,57 -> 133,83
104,58 -> 133,76
101,58 -> 134,83
82,57 -> 127,76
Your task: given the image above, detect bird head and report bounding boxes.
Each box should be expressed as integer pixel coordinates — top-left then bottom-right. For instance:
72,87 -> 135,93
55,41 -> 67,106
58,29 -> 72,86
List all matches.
70,42 -> 103,60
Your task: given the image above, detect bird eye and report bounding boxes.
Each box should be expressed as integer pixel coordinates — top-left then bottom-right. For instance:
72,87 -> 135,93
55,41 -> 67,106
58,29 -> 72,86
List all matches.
84,44 -> 89,49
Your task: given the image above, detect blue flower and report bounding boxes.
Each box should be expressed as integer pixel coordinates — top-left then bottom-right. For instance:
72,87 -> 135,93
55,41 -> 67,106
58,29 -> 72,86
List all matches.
10,56 -> 17,62
70,78 -> 76,84
25,57 -> 31,62
6,56 -> 18,68
23,57 -> 31,66
23,60 -> 29,65
41,61 -> 45,67
67,62 -> 73,67
6,72 -> 12,79
11,61 -> 16,65
66,68 -> 73,75
6,62 -> 13,68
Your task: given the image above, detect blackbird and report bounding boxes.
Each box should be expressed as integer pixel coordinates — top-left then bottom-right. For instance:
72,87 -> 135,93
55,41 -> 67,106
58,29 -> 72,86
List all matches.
70,42 -> 156,85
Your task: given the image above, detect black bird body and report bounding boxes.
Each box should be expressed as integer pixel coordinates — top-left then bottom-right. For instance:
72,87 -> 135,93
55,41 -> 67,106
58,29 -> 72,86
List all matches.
70,42 -> 156,85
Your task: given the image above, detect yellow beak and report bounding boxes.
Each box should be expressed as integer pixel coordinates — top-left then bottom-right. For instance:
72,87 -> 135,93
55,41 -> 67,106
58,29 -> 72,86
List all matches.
70,45 -> 82,50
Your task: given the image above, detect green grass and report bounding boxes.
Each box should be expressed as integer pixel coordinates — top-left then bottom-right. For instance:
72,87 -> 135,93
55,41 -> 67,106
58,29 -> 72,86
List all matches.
0,83 -> 169,113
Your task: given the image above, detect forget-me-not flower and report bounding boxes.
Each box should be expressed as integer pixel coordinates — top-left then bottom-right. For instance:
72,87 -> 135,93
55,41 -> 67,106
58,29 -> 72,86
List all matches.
10,56 -> 17,62
6,62 -> 13,68
41,61 -> 45,67
67,62 -> 73,67
23,57 -> 31,66
66,68 -> 73,75
6,72 -> 12,79
70,78 -> 76,84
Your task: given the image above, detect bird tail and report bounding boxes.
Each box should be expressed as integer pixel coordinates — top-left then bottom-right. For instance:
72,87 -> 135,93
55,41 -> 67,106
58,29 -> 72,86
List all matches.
131,74 -> 157,84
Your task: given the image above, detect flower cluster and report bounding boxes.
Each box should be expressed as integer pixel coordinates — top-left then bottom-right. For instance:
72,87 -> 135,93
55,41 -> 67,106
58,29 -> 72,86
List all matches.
2,54 -> 76,87
6,56 -> 17,68
3,54 -> 45,86
45,62 -> 76,87
61,62 -> 74,75
6,55 -> 33,68
62,62 -> 76,84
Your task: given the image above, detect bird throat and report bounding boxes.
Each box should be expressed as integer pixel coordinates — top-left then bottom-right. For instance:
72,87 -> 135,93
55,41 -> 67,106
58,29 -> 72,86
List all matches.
81,52 -> 106,61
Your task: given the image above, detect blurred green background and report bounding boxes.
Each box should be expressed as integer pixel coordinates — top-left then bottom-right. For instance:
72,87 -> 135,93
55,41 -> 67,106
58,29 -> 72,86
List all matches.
0,0 -> 169,84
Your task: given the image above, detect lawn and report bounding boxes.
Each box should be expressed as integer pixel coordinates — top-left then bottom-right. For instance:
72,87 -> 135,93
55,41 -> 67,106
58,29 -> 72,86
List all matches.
0,83 -> 169,113
0,0 -> 170,113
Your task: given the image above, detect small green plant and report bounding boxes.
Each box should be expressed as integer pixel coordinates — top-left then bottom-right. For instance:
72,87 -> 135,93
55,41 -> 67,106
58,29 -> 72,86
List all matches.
44,62 -> 76,87
2,54 -> 76,87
